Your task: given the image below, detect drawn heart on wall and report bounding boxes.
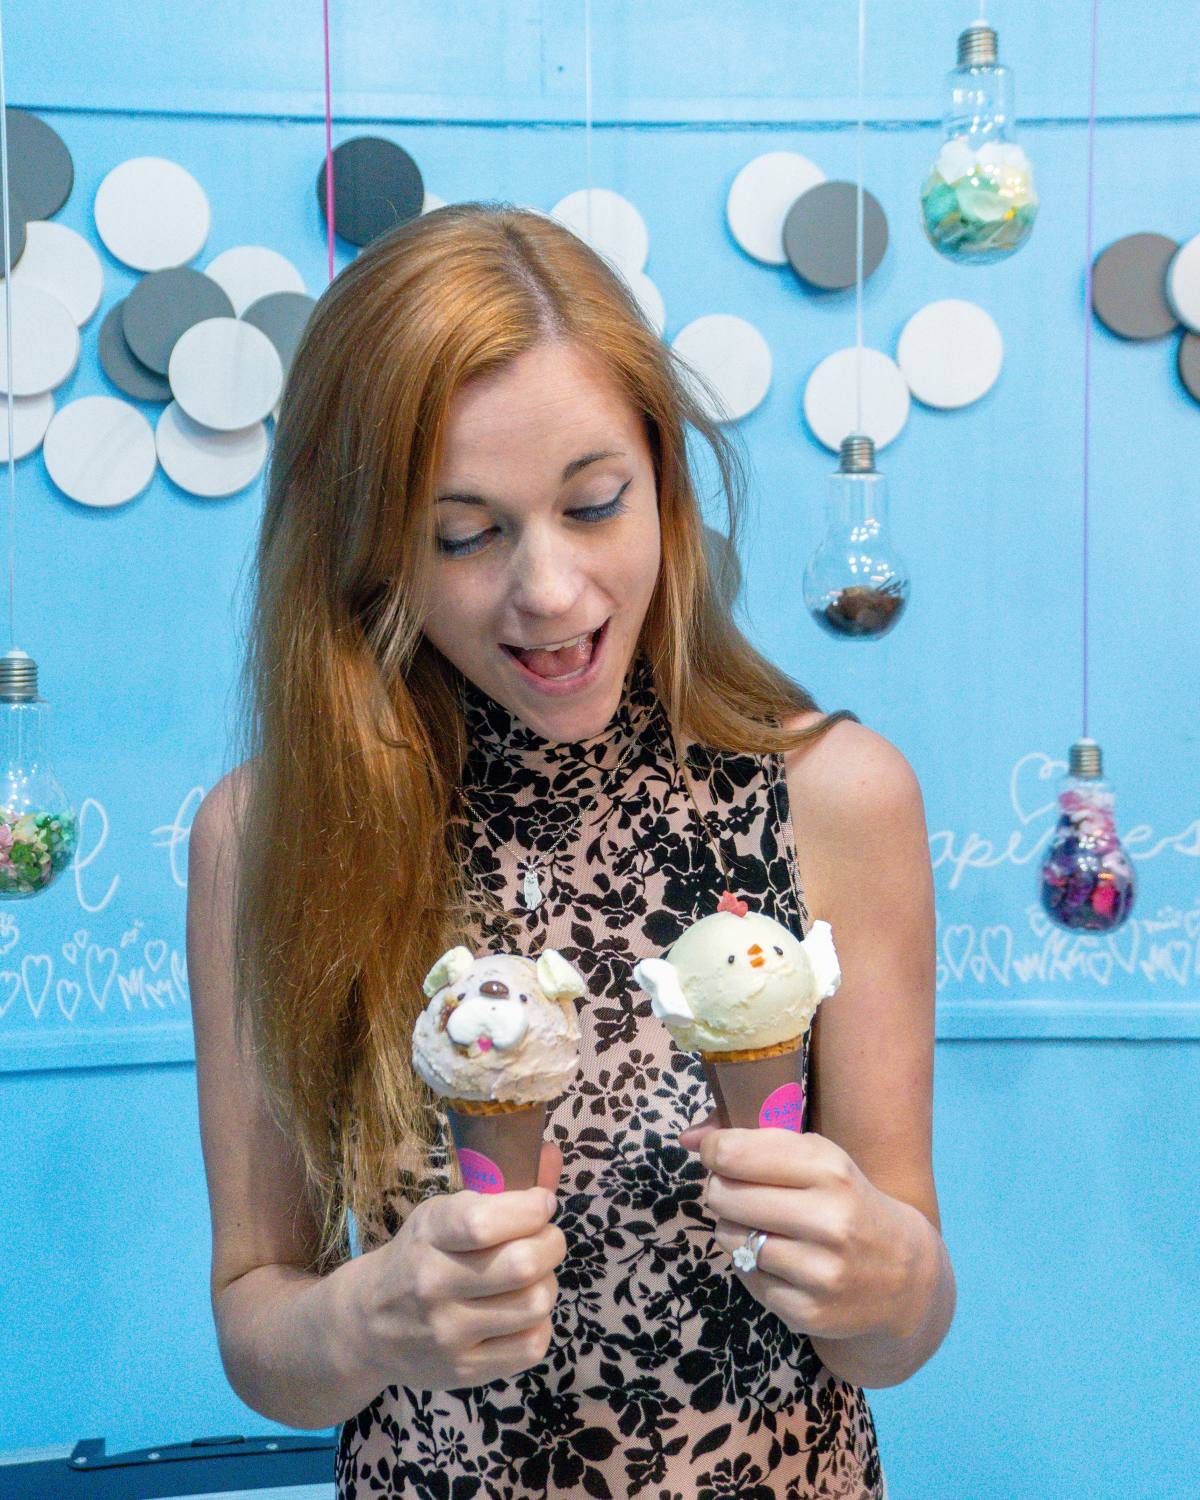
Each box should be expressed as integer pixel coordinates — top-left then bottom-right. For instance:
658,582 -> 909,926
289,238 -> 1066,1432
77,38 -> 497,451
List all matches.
0,921 -> 18,957
1107,921 -> 1140,975
1086,951 -> 1113,986
1159,942 -> 1190,987
1010,752 -> 1065,826
981,926 -> 1013,985
0,971 -> 19,1017
1184,908 -> 1200,942
23,955 -> 52,1019
941,925 -> 975,982
85,944 -> 118,1013
143,940 -> 167,973
968,953 -> 987,982
56,978 -> 83,1021
62,940 -> 79,964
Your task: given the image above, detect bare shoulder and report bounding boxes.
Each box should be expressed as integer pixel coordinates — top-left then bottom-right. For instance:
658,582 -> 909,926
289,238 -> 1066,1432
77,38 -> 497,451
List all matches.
190,760 -> 258,881
781,712 -> 926,900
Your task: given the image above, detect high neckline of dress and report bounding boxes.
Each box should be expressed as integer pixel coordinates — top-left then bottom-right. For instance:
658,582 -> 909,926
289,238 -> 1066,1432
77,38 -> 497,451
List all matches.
462,653 -> 660,774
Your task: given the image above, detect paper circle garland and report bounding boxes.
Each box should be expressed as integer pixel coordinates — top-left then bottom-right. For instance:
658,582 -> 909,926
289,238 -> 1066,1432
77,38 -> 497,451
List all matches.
94,157 -> 211,272
550,189 -> 649,278
671,314 -> 772,423
205,245 -> 306,317
1166,232 -> 1200,334
803,346 -> 910,452
122,267 -> 235,375
43,396 -> 156,507
0,191 -> 28,275
98,303 -> 173,403
168,317 -> 283,430
622,269 -> 665,337
896,299 -> 1004,409
0,284 -> 80,395
317,136 -> 424,247
726,151 -> 827,265
9,221 -> 103,326
0,392 -> 54,460
1177,332 -> 1200,405
241,291 -> 316,381
1091,233 -> 1179,341
5,109 -> 73,220
783,182 -> 888,290
155,401 -> 268,498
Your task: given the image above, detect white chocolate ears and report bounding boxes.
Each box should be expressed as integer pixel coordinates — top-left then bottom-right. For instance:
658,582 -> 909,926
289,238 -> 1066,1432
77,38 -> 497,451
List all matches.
422,945 -> 475,998
536,948 -> 586,1002
800,920 -> 842,1000
632,957 -> 695,1023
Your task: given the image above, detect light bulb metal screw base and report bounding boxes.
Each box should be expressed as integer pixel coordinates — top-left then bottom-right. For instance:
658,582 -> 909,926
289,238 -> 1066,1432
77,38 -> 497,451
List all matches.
958,24 -> 998,66
0,648 -> 37,702
1069,739 -> 1103,779
837,434 -> 876,474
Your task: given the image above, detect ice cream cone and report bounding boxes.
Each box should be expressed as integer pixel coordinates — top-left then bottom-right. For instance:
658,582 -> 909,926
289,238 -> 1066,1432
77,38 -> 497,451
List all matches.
700,1036 -> 806,1132
445,1099 -> 548,1193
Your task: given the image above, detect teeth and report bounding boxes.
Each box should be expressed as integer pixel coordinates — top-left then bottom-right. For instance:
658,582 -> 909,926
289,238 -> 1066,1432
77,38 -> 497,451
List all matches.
519,630 -> 592,653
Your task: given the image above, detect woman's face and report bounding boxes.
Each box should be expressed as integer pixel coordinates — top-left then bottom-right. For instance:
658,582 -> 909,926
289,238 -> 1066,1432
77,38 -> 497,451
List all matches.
422,338 -> 662,742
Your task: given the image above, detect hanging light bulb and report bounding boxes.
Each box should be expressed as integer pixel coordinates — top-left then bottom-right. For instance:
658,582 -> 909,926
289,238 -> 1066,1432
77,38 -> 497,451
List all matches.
1040,739 -> 1135,933
920,21 -> 1038,263
0,649 -> 75,898
803,434 -> 910,640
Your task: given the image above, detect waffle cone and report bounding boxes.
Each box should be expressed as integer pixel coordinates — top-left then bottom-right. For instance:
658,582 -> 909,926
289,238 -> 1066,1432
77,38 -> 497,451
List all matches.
444,1099 -> 548,1193
700,1038 -> 806,1132
699,1035 -> 802,1064
445,1095 -> 542,1116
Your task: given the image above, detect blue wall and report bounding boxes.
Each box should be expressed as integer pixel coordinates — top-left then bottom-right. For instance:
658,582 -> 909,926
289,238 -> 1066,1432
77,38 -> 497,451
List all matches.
1,4 -> 1197,1496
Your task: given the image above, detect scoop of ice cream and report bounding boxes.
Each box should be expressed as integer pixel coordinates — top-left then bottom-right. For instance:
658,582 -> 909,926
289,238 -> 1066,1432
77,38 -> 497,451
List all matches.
633,909 -> 840,1053
412,948 -> 584,1105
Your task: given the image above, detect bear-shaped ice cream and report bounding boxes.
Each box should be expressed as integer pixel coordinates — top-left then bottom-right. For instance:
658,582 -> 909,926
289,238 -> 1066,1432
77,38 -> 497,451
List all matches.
633,905 -> 841,1055
412,946 -> 585,1106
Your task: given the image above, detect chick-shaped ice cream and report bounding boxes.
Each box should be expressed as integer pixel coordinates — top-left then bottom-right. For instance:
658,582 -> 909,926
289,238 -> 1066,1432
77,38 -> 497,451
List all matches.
633,894 -> 841,1057
413,946 -> 585,1108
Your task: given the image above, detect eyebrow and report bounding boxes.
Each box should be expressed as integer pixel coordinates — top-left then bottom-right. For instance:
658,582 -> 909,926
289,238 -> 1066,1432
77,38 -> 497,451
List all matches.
436,450 -> 624,506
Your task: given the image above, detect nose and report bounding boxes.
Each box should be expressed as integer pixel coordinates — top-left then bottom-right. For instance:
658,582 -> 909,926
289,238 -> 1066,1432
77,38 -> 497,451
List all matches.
747,944 -> 765,969
507,522 -> 587,622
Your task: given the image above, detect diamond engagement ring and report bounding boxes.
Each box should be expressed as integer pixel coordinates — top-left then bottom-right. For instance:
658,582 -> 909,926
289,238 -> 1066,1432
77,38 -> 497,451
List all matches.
731,1229 -> 768,1273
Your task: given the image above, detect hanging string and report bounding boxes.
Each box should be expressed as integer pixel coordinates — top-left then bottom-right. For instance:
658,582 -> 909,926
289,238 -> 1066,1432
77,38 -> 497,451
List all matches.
0,1 -> 16,650
584,0 -> 593,245
1080,0 -> 1100,739
322,0 -> 335,284
853,0 -> 866,435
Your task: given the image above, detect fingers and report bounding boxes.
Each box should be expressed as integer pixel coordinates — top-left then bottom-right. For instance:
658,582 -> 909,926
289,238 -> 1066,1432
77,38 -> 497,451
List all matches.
677,1106 -> 723,1151
698,1126 -> 851,1190
709,1214 -> 840,1300
536,1139 -> 564,1193
451,1223 -> 567,1300
428,1185 -> 557,1255
704,1177 -> 845,1246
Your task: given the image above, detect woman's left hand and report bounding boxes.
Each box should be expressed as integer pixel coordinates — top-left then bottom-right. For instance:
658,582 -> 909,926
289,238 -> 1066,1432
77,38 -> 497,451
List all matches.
680,1113 -> 929,1343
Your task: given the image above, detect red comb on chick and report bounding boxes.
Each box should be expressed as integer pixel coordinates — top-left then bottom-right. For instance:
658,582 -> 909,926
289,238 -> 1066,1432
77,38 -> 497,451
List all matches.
716,890 -> 749,917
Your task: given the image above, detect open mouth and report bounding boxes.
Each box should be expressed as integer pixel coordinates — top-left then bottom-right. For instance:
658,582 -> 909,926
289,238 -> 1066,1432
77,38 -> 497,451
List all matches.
501,620 -> 607,683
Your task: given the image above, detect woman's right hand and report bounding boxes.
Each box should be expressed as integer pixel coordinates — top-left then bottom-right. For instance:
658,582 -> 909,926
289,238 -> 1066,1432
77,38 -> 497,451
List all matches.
352,1141 -> 566,1392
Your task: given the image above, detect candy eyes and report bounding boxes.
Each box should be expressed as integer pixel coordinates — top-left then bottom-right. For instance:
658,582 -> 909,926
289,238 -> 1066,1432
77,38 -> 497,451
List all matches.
773,946 -> 783,956
520,993 -> 529,1003
726,954 -> 735,965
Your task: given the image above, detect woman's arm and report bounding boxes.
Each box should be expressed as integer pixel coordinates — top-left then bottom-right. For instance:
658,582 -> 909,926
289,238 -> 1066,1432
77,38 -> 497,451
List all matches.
684,717 -> 955,1388
788,719 -> 954,1385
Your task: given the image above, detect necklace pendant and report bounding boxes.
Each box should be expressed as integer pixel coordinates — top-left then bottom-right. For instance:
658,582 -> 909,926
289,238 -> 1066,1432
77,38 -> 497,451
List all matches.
522,864 -> 544,911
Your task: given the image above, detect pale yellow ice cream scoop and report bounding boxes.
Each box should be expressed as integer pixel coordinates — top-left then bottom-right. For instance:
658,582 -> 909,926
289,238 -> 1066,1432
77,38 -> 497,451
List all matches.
633,907 -> 841,1054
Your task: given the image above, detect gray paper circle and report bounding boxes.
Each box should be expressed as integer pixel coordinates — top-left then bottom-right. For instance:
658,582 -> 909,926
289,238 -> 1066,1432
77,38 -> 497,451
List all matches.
1178,332 -> 1200,405
5,109 -> 73,221
122,267 -> 234,375
242,291 -> 316,379
98,302 -> 172,402
1092,233 -> 1179,341
317,136 -> 424,247
0,190 -> 28,277
783,181 -> 888,290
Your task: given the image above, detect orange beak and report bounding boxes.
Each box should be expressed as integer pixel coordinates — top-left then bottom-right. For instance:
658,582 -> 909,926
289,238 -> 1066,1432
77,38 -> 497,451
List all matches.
748,944 -> 765,969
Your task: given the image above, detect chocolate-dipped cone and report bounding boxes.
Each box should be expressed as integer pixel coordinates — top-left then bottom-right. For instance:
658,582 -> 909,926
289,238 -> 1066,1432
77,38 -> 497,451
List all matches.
700,1037 -> 805,1132
445,1100 -> 548,1193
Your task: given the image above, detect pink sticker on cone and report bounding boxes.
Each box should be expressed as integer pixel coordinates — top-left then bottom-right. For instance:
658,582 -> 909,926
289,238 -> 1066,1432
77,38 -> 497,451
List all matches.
457,1147 -> 506,1193
758,1081 -> 805,1131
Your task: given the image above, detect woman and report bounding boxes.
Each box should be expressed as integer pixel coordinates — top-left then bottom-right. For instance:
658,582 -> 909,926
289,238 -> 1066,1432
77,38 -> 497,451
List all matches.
188,202 -> 955,1499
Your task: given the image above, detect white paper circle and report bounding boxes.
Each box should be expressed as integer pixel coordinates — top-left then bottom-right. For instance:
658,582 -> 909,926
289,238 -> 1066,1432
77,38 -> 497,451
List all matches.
623,269 -> 666,337
550,189 -> 649,277
0,284 -> 80,395
156,401 -> 268,497
168,317 -> 283,431
10,221 -> 104,326
896,299 -> 1004,409
423,191 -> 446,214
726,151 -> 827,265
671,314 -> 772,423
43,396 -> 156,507
0,393 -> 54,459
94,157 -> 211,272
803,347 -> 911,452
204,245 -> 306,317
1166,233 -> 1200,334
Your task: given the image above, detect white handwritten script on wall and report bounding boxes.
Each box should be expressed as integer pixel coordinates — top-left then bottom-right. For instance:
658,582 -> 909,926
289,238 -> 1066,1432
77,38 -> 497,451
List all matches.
0,757 -> 1196,1042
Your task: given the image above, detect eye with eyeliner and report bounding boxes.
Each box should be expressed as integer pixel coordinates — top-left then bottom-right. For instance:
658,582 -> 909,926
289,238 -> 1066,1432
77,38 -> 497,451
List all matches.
436,480 -> 632,558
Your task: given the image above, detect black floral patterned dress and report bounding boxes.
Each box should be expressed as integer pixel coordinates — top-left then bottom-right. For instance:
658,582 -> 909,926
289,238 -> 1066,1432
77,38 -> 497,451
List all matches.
335,658 -> 886,1499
